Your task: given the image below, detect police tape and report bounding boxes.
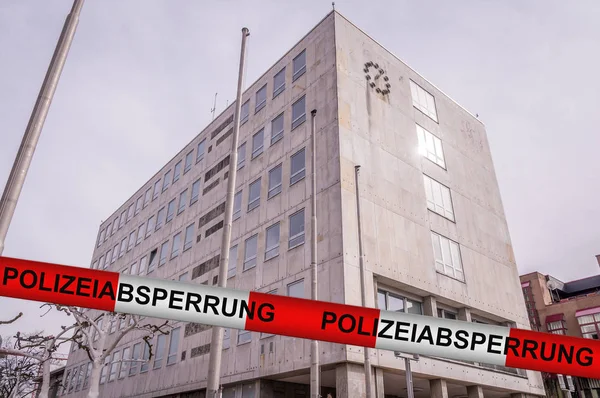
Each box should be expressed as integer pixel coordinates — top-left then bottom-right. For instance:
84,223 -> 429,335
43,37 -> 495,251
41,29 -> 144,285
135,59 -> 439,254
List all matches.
1,256 -> 599,379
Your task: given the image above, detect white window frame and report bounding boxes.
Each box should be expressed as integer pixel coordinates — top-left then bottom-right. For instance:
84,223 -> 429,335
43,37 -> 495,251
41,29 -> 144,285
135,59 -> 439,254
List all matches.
167,327 -> 180,365
288,209 -> 305,249
268,164 -> 282,198
171,232 -> 181,259
243,234 -> 258,271
255,84 -> 267,113
184,223 -> 194,252
248,178 -> 261,211
292,49 -> 306,81
273,67 -> 285,98
291,95 -> 306,130
251,129 -> 264,159
197,139 -> 206,163
190,178 -> 201,205
233,191 -> 242,220
271,112 -> 284,144
287,279 -> 304,298
228,245 -> 238,278
184,150 -> 194,173
431,231 -> 464,281
290,148 -> 306,185
265,222 -> 280,261
423,174 -> 455,221
410,80 -> 438,122
416,124 -> 445,168
241,100 -> 250,124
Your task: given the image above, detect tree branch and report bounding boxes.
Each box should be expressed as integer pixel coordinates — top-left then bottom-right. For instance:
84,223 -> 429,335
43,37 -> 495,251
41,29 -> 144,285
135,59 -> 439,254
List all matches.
0,312 -> 23,325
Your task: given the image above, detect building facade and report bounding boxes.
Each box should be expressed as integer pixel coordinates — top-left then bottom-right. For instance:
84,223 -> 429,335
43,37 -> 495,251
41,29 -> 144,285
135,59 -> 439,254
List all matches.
60,11 -> 545,398
520,259 -> 600,398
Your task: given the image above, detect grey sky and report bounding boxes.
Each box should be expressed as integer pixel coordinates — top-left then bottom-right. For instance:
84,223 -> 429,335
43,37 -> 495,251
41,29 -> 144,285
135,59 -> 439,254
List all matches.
1,0 -> 599,343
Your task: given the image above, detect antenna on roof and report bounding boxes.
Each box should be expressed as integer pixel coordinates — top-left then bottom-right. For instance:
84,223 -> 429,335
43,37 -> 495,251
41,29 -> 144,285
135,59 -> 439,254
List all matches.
211,93 -> 218,121
332,2 -> 335,11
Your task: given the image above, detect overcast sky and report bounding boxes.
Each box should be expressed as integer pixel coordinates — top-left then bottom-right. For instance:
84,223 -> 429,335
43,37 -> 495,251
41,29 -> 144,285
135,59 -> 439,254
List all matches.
1,0 -> 599,342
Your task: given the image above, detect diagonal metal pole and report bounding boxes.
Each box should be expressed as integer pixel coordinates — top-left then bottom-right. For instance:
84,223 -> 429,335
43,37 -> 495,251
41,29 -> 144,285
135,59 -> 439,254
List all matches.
0,0 -> 85,256
206,27 -> 250,398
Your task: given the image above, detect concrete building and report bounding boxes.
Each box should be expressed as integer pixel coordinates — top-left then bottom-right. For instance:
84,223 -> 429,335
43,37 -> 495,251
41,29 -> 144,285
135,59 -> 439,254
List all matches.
520,259 -> 600,397
60,11 -> 545,398
35,366 -> 65,398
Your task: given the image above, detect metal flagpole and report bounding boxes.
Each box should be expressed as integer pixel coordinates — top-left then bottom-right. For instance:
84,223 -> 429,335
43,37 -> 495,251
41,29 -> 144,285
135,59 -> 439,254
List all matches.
310,109 -> 320,398
0,0 -> 84,256
205,27 -> 250,398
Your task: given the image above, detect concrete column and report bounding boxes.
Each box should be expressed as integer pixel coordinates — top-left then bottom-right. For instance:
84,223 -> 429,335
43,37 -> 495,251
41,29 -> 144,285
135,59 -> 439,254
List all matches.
458,307 -> 472,322
590,389 -> 599,398
423,296 -> 437,317
336,363 -> 367,398
430,379 -> 448,398
467,385 -> 484,398
374,367 -> 385,398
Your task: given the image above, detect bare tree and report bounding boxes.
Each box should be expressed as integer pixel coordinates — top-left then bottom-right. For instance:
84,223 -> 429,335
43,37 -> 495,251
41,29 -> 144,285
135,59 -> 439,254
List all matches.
0,336 -> 45,398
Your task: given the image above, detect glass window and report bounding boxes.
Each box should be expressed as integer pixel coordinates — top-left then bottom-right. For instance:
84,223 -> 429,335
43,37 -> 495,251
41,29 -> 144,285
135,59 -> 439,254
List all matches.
271,112 -> 284,144
184,223 -> 194,251
75,363 -> 85,391
252,129 -> 264,159
110,317 -> 117,333
136,223 -> 145,245
416,124 -> 445,168
438,308 -> 457,320
238,329 -> 252,345
577,311 -> 600,339
104,251 -> 111,269
112,244 -> 119,262
290,148 -> 306,185
423,175 -> 454,221
62,369 -> 71,394
431,232 -> 464,281
292,49 -> 306,81
111,219 -> 118,235
289,209 -> 305,249
291,95 -> 306,130
179,272 -> 188,281
99,357 -> 109,384
129,343 -> 142,376
92,260 -> 98,270
190,178 -> 201,205
287,279 -> 304,298
127,203 -> 135,222
265,223 -> 280,260
140,342 -> 150,373
178,189 -> 188,214
173,160 -> 182,183
238,142 -> 246,169
166,199 -> 176,223
255,84 -> 267,113
377,289 -> 423,315
119,347 -> 130,379
83,362 -> 92,388
243,234 -> 258,270
146,215 -> 155,237
162,170 -> 172,192
223,328 -> 231,349
97,229 -> 105,247
119,210 -> 127,229
167,327 -> 181,365
184,150 -> 194,173
153,180 -> 161,200
135,196 -> 143,215
148,249 -> 158,273
228,245 -> 238,277
127,230 -> 136,251
153,334 -> 167,369
233,191 -> 242,220
547,320 -> 567,335
241,100 -> 250,124
108,350 -> 120,382
130,261 -> 138,275
156,207 -> 166,230
273,67 -> 285,98
171,233 -> 181,259
138,255 -> 148,275
410,80 -> 438,122
144,187 -> 152,208
119,239 -> 127,258
248,178 -> 261,211
197,139 -> 206,163
159,241 -> 169,266
268,164 -> 282,198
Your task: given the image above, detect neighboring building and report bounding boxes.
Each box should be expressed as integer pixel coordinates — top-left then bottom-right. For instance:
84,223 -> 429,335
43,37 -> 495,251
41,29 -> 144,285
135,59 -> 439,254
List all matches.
35,366 -> 65,398
61,11 -> 544,398
521,258 -> 600,398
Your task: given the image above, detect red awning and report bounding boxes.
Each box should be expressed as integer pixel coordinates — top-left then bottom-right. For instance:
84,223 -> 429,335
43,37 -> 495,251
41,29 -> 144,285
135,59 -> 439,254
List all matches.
545,313 -> 564,323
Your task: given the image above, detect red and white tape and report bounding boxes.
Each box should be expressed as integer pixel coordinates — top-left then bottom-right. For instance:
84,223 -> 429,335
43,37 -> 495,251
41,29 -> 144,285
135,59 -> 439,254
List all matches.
1,256 -> 598,379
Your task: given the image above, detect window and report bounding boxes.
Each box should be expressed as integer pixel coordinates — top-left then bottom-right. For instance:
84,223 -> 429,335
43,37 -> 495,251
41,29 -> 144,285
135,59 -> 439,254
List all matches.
190,178 -> 201,205
287,279 -> 304,298
136,224 -> 145,245
83,362 -> 92,388
184,150 -> 194,173
130,261 -> 138,275
112,244 -> 119,262
410,80 -> 438,122
377,289 -> 423,315
241,100 -> 250,124
291,95 -> 306,129
416,124 -> 445,168
248,178 -> 261,211
119,210 -> 127,229
153,180 -> 161,200
153,334 -> 167,369
290,148 -> 306,185
99,356 -> 109,384
62,369 -> 71,394
140,342 -> 150,373
127,204 -> 135,222
108,350 -> 120,382
197,139 -> 206,163
159,241 -> 169,266
238,329 -> 252,345
138,255 -> 148,275
111,219 -> 118,235
255,84 -> 267,113
265,223 -> 280,260
162,170 -> 172,192
68,367 -> 78,392
184,223 -> 194,251
547,320 -> 567,335
228,245 -> 238,277
268,164 -> 282,198
129,343 -> 141,376
146,216 -> 155,237
431,232 -> 464,281
110,317 -> 117,333
119,347 -> 130,379
271,112 -> 284,144
166,199 -> 176,223
118,240 -> 126,258
167,327 -> 180,365
144,187 -> 152,208
292,49 -> 306,81
127,230 -> 136,251
251,129 -> 264,159
423,175 -> 454,221
98,229 -> 105,246
148,250 -> 158,273
289,209 -> 305,249
92,260 -> 98,270
237,142 -> 246,169
577,310 -> 600,339
75,363 -> 85,391
233,191 -> 242,220
171,233 -> 181,258
95,318 -> 103,341
104,251 -> 111,269
243,234 -> 258,270
156,207 -> 166,230
178,272 -> 188,281
178,189 -> 188,214
437,308 -> 457,320
98,256 -> 104,270
273,67 -> 285,98
173,160 -> 182,183
135,196 -> 143,215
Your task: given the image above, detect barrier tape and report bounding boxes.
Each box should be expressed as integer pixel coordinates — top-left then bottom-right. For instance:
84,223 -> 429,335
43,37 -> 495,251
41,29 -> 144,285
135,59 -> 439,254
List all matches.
1,256 -> 599,379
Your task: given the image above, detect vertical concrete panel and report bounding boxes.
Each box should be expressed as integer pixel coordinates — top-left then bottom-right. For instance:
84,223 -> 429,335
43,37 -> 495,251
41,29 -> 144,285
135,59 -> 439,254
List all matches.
430,379 -> 449,398
467,385 -> 485,398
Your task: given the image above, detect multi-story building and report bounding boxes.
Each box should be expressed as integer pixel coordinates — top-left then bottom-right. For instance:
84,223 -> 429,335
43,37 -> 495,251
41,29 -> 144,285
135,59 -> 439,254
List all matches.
60,11 -> 545,398
520,259 -> 600,398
